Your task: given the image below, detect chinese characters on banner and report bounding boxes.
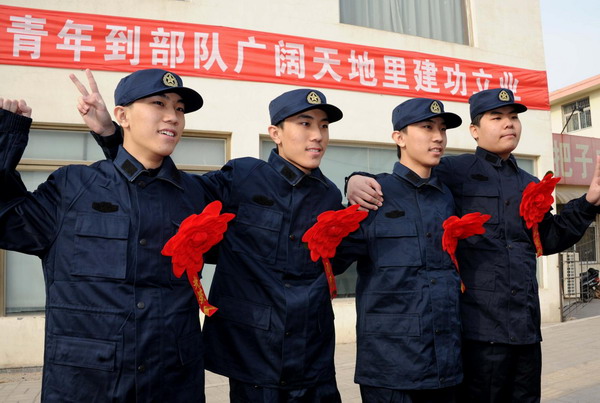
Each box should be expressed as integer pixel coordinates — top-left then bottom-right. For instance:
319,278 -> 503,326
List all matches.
553,133 -> 600,185
0,4 -> 549,109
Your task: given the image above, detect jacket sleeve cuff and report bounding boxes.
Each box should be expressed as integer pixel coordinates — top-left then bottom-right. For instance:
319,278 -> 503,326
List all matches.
0,109 -> 32,134
344,171 -> 376,195
579,194 -> 600,215
90,121 -> 123,148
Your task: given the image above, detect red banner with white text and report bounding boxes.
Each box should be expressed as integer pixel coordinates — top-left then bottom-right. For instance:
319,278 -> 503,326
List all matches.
0,4 -> 549,109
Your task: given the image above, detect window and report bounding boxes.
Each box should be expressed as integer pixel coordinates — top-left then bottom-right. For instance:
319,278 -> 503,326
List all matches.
562,97 -> 592,132
1,124 -> 229,316
339,0 -> 468,45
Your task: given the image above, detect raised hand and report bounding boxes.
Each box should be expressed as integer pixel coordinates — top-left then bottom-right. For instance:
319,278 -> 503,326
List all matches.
585,155 -> 600,206
0,98 -> 32,118
69,69 -> 114,136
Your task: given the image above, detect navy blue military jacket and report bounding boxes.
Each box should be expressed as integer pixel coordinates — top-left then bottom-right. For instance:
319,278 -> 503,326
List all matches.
337,163 -> 462,390
436,147 -> 598,344
198,150 -> 343,389
0,110 -> 208,402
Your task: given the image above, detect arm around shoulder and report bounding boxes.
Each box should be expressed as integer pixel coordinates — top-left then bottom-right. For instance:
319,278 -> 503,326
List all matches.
345,171 -> 383,210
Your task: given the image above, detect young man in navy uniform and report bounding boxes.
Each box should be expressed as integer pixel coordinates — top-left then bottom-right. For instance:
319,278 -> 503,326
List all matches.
336,98 -> 463,403
200,89 -> 344,402
0,69 -> 209,402
78,82 -> 346,402
347,88 -> 600,402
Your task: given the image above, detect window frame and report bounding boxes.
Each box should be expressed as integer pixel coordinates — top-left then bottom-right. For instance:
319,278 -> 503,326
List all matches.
338,0 -> 471,46
561,97 -> 592,133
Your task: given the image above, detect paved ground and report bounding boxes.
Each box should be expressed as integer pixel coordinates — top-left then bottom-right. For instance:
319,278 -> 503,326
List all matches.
1,299 -> 599,402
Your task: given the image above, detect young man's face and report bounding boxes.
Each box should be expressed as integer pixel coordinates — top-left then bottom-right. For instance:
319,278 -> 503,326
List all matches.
268,108 -> 330,174
470,105 -> 522,160
117,92 -> 185,168
393,116 -> 447,178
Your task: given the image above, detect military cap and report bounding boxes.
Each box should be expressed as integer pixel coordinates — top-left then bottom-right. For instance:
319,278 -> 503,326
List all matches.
114,69 -> 203,113
269,89 -> 343,125
469,88 -> 527,120
392,98 -> 462,131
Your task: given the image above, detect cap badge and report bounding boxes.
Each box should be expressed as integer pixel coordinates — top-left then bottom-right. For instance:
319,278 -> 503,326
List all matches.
306,91 -> 322,105
430,101 -> 441,114
499,90 -> 510,102
162,72 -> 178,87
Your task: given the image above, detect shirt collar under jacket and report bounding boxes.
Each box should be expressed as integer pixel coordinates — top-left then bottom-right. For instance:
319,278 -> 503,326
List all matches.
392,161 -> 444,192
475,146 -> 519,171
114,145 -> 183,189
267,148 -> 330,187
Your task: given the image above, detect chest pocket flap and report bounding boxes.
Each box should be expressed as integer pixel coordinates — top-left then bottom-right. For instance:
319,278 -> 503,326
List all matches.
72,213 -> 129,279
374,219 -> 422,267
232,203 -> 283,264
461,182 -> 499,224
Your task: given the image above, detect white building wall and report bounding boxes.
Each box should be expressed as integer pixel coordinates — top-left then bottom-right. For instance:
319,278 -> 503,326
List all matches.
1,0 -> 555,368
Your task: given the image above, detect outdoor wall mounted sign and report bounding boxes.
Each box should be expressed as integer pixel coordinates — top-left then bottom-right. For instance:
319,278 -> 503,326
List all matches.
0,4 -> 549,110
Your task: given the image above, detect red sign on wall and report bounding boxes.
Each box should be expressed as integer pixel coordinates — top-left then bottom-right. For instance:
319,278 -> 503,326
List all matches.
553,133 -> 600,185
0,4 -> 549,109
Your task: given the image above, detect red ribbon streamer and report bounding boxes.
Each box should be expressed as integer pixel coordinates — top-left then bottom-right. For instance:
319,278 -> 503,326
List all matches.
302,204 -> 368,299
519,172 -> 561,257
442,212 -> 491,293
162,200 -> 235,316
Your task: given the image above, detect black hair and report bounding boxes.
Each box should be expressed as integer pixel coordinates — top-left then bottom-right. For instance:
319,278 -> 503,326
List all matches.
471,106 -> 522,126
471,113 -> 484,127
395,127 -> 408,159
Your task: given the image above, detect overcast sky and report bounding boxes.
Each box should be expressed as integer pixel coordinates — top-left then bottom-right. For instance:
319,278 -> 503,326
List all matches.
540,0 -> 600,92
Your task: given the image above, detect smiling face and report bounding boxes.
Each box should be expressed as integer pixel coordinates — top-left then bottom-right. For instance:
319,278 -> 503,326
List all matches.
470,105 -> 522,160
393,116 -> 447,178
116,92 -> 185,169
268,108 -> 330,173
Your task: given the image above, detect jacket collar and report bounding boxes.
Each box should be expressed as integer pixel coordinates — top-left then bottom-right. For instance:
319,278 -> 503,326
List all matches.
114,146 -> 183,189
476,147 -> 519,170
393,161 -> 444,191
267,148 -> 330,187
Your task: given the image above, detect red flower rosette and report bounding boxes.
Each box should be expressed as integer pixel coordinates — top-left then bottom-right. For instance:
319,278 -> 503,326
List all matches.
162,200 -> 235,316
302,204 -> 368,298
519,172 -> 561,257
442,212 -> 491,293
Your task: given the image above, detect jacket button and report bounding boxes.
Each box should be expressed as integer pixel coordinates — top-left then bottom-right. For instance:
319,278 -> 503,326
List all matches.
137,364 -> 145,372
138,181 -> 146,188
137,301 -> 145,309
280,380 -> 286,386
139,239 -> 147,246
430,279 -> 437,285
284,283 -> 291,288
511,289 -> 517,295
505,200 -> 510,206
289,234 -> 296,241
285,331 -> 291,336
426,232 -> 432,238
435,329 -> 441,335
